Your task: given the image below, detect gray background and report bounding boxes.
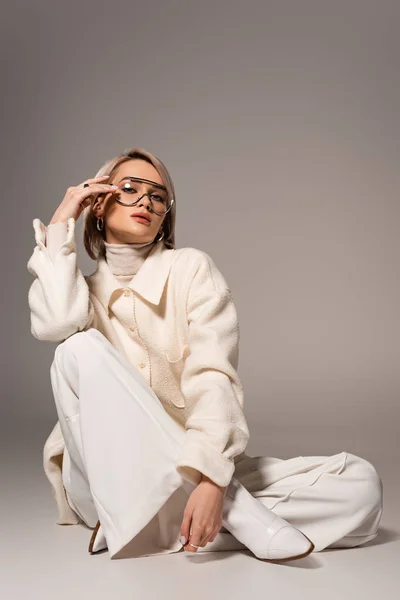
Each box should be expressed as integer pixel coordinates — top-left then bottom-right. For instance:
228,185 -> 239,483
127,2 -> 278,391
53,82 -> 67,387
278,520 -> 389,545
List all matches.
2,0 -> 399,597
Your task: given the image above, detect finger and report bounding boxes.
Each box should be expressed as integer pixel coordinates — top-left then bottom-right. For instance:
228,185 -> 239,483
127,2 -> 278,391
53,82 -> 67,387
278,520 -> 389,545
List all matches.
79,175 -> 110,186
185,525 -> 204,553
180,510 -> 192,549
76,184 -> 117,202
196,524 -> 219,548
209,524 -> 222,543
75,187 -> 113,214
78,183 -> 117,192
199,529 -> 214,547
78,188 -> 113,210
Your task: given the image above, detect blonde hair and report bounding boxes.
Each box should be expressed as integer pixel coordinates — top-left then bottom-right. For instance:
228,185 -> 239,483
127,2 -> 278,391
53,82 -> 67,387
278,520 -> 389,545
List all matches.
82,147 -> 177,260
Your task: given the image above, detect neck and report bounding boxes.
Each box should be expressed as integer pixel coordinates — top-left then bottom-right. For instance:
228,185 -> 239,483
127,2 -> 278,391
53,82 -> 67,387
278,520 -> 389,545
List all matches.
104,239 -> 156,278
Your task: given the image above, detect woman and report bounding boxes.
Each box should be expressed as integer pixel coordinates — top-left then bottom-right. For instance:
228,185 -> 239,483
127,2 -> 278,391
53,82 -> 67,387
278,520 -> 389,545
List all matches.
27,147 -> 383,562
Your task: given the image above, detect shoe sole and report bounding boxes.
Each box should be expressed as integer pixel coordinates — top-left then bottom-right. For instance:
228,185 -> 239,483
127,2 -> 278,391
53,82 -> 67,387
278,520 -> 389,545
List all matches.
88,519 -> 102,554
259,534 -> 315,563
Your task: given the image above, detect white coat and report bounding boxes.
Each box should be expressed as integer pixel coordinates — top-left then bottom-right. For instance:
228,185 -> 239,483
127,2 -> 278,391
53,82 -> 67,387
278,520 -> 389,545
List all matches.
27,217 -> 250,525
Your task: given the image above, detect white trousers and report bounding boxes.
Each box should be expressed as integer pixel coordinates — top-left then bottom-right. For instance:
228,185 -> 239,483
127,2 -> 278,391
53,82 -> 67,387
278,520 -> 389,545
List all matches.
50,329 -> 383,559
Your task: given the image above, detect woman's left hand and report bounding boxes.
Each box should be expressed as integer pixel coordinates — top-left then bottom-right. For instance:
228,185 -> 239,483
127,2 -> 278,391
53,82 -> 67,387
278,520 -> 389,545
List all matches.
180,475 -> 227,552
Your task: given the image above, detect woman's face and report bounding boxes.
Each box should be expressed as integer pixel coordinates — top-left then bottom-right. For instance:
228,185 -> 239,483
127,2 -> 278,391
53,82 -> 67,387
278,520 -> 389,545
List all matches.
93,159 -> 167,244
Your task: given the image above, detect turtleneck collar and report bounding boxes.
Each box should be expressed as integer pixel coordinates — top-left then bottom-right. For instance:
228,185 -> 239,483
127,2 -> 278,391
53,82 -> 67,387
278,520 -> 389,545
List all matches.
104,239 -> 156,278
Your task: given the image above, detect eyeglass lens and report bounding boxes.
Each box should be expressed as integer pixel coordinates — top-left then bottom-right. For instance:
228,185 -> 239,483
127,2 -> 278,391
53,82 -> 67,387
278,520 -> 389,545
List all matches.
114,179 -> 171,214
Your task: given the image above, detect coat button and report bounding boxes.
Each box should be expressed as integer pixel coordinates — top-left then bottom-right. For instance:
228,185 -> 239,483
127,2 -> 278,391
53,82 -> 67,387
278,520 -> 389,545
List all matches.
138,361 -> 146,369
129,326 -> 135,332
123,288 -> 131,296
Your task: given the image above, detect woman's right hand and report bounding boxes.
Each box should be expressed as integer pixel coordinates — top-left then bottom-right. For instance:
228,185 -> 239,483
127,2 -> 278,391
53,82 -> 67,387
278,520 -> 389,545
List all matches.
49,175 -> 118,224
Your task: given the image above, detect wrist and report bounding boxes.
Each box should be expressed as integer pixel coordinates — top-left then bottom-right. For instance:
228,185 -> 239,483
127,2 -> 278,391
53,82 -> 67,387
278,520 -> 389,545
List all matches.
200,473 -> 228,493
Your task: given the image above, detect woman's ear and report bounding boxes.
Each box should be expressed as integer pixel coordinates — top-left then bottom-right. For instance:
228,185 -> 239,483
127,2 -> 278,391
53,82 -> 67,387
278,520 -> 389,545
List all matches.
92,193 -> 108,217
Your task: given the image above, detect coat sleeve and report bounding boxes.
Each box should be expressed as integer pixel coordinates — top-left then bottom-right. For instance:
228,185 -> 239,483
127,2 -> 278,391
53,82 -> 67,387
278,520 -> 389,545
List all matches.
27,217 -> 96,342
175,251 -> 250,488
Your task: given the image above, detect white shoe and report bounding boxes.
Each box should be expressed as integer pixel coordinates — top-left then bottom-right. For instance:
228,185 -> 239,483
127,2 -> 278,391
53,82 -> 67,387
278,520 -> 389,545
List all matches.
220,477 -> 315,562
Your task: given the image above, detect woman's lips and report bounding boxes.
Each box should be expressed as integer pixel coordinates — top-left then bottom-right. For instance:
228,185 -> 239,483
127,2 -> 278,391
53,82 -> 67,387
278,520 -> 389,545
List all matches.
131,216 -> 150,224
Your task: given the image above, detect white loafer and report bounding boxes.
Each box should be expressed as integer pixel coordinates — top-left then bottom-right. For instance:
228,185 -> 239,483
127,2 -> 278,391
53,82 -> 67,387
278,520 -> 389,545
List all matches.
220,477 -> 314,562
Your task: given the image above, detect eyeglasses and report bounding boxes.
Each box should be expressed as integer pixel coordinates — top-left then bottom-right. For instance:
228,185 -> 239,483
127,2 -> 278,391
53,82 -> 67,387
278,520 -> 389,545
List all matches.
110,177 -> 174,216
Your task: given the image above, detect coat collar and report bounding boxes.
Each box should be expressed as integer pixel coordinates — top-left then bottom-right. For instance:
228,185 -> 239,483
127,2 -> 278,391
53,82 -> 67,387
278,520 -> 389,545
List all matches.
86,241 -> 174,312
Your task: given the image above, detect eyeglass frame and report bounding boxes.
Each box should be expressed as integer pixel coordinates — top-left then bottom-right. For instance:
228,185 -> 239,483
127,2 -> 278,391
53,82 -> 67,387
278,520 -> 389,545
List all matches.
110,176 -> 175,216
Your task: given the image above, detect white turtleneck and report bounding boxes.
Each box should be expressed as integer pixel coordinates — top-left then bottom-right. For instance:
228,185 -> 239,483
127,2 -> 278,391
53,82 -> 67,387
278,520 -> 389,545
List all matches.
103,239 -> 156,285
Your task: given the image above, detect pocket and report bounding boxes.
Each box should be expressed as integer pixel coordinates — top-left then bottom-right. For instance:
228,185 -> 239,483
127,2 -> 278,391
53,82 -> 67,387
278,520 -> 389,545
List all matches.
162,344 -> 189,408
164,343 -> 189,364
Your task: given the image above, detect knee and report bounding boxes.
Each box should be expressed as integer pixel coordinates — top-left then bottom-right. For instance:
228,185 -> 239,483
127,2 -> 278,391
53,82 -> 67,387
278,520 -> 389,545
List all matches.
55,329 -> 98,358
52,329 -> 111,380
344,453 -> 383,515
52,330 -> 94,375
